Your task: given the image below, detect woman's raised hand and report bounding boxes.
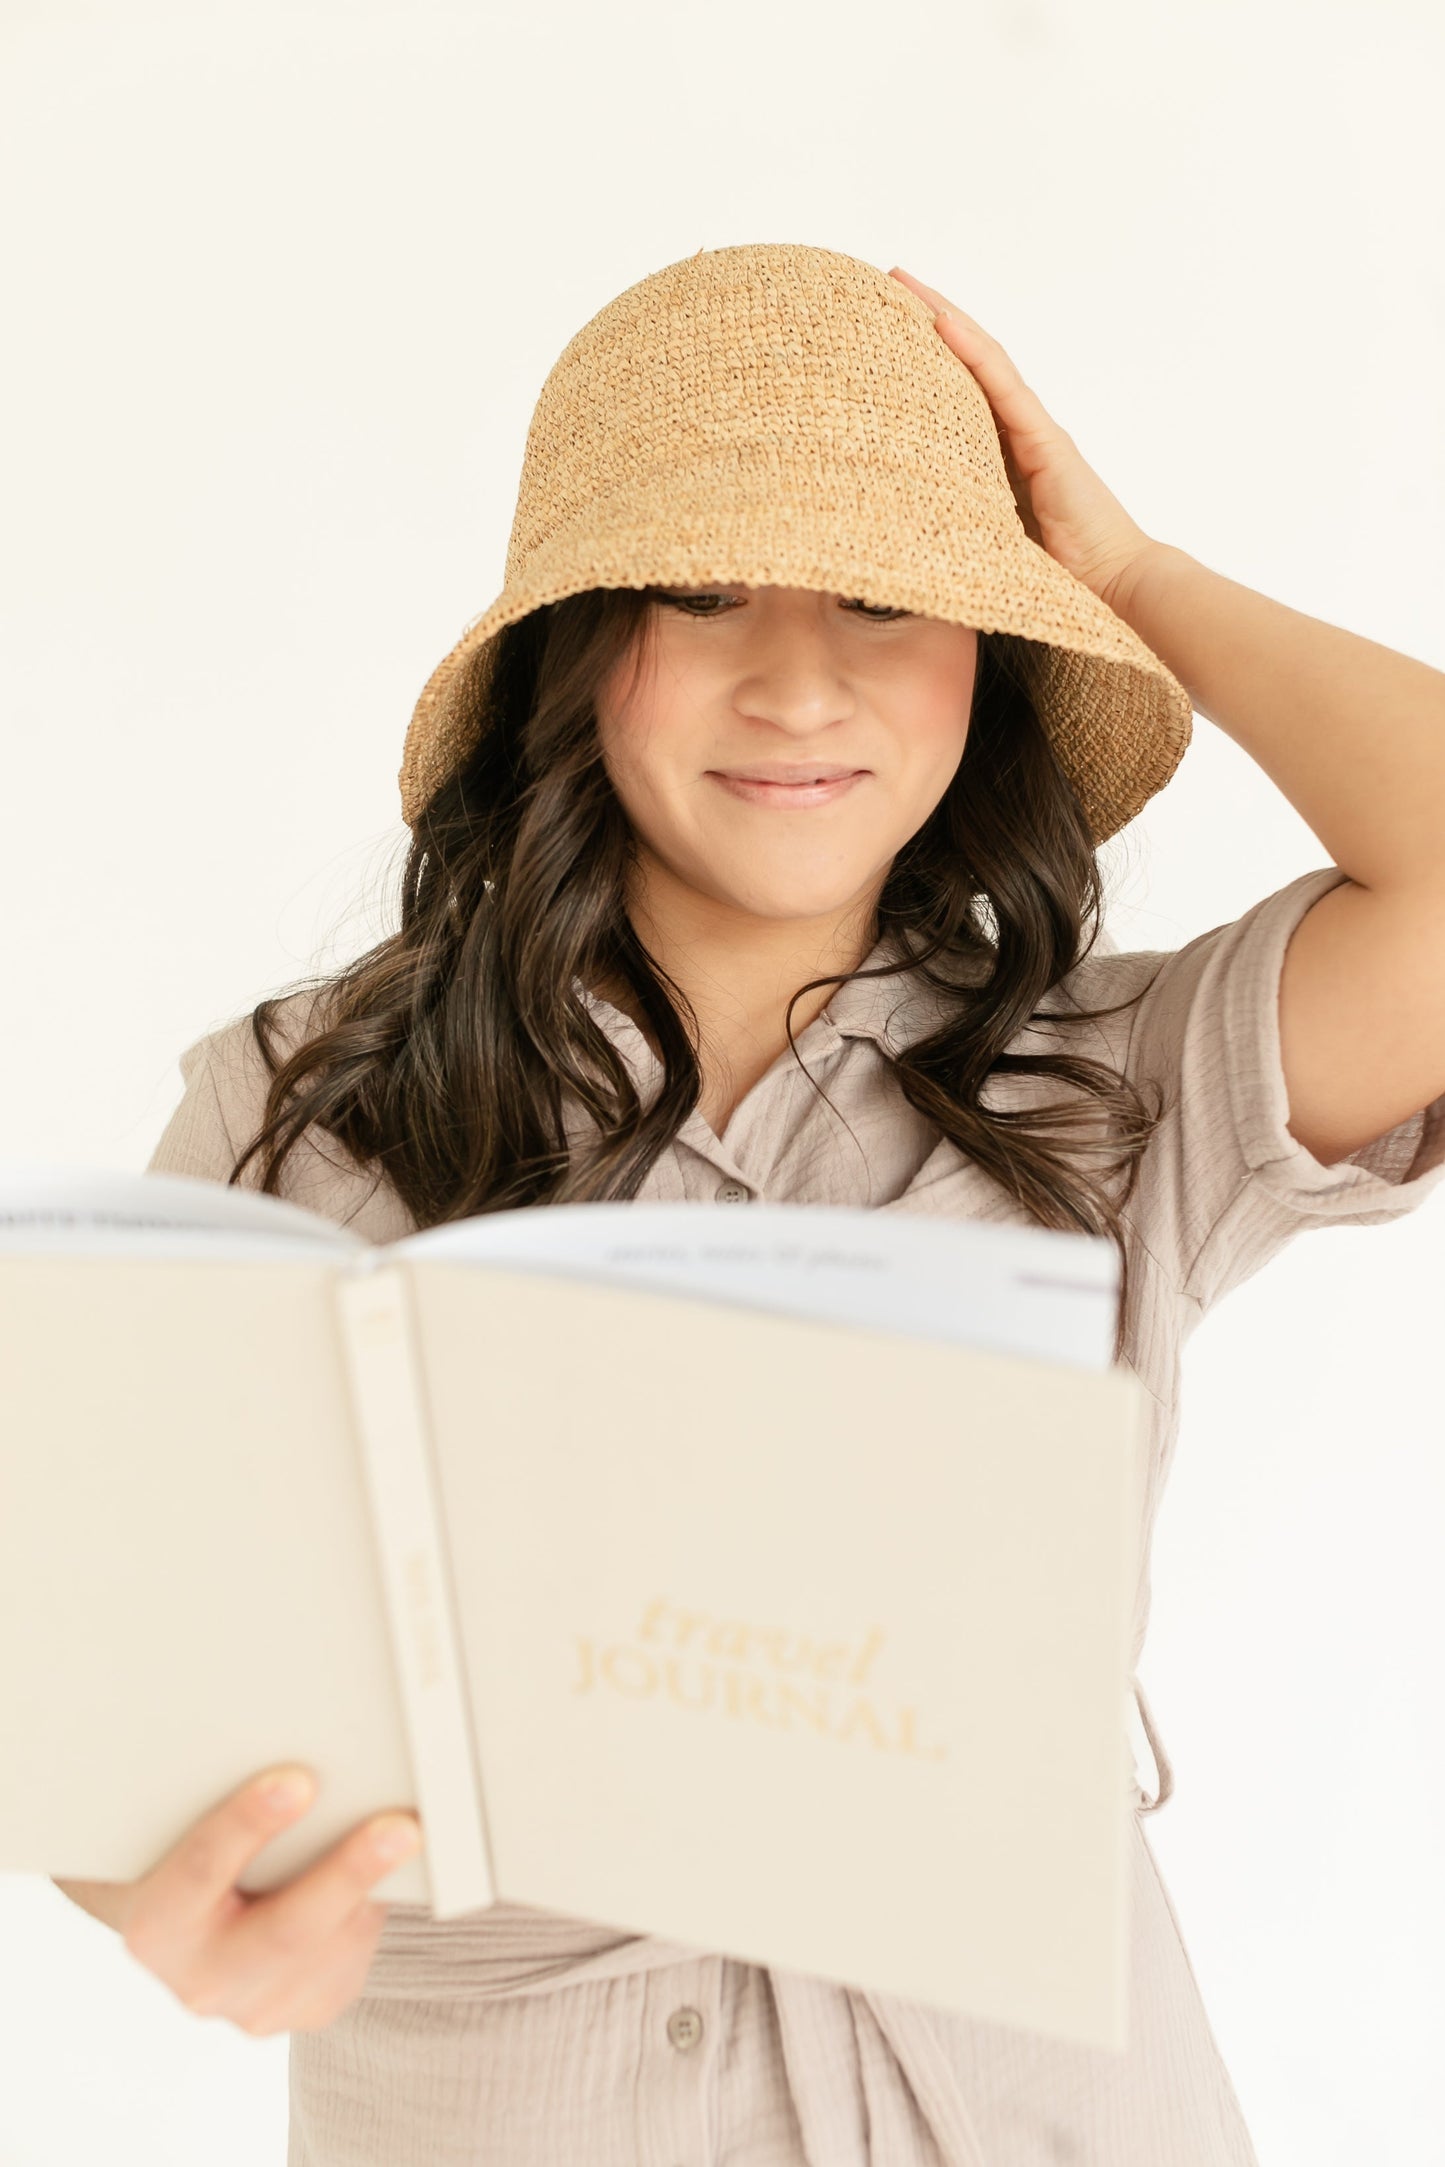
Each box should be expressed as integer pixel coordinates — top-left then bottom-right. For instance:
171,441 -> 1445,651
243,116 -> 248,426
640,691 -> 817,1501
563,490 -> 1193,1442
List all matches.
55,1766 -> 422,2036
887,265 -> 1162,613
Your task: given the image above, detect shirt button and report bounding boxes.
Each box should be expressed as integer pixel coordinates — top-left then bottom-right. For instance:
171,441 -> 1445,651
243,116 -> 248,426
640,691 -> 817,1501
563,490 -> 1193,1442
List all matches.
666,2004 -> 705,2051
714,1180 -> 750,1203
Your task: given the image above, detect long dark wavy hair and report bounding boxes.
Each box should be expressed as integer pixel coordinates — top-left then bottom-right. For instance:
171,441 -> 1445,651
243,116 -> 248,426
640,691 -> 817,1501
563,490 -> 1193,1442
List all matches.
223,586 -> 1169,1365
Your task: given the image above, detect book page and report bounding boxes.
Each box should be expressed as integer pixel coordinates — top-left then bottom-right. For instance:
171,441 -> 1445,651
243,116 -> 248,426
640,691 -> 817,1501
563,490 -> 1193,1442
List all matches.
0,1162 -> 367,1259
0,1170 -> 1116,1367
388,1200 -> 1118,1369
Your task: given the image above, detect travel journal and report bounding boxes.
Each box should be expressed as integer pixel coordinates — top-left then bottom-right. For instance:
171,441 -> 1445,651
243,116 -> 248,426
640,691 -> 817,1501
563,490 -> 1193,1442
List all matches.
0,1164 -> 1149,2049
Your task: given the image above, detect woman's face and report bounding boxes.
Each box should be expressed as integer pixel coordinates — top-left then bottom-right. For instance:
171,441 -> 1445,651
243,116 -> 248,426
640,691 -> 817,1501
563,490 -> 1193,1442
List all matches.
594,584 -> 979,928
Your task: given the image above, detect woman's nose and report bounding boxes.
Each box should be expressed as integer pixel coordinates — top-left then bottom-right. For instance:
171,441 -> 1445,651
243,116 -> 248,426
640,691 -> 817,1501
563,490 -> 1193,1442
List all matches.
733,631 -> 858,731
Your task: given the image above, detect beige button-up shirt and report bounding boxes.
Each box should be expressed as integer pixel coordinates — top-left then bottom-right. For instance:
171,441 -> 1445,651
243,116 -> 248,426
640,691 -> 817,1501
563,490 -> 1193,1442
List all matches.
147,864 -> 1445,2167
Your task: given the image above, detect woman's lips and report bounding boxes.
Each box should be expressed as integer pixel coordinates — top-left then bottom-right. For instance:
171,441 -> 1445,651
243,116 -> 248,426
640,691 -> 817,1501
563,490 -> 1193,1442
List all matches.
707,771 -> 867,808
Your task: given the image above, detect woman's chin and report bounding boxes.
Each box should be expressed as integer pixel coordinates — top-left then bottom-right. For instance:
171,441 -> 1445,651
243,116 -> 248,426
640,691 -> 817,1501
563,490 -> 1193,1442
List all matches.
703,881 -> 875,925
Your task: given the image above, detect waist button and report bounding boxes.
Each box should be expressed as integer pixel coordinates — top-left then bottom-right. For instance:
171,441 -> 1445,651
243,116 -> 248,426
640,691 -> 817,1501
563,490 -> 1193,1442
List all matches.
666,2004 -> 705,2051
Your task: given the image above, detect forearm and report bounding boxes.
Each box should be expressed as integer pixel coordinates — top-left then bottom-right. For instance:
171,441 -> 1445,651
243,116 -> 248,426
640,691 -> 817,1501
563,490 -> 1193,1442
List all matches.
1105,542 -> 1445,897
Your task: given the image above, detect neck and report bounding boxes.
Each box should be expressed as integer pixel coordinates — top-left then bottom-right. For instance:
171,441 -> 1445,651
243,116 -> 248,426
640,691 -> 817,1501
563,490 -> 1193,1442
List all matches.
591,860 -> 883,1133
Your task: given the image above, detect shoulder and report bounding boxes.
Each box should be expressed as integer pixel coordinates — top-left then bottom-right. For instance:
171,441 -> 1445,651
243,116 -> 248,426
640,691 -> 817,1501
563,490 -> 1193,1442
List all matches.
1020,932 -> 1171,1073
171,984 -> 413,1240
186,984 -> 338,1105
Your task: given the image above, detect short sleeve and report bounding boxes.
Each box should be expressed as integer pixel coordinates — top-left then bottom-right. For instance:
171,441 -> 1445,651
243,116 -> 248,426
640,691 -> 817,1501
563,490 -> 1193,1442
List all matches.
145,999 -> 313,1192
144,992 -> 398,1234
1122,864 -> 1445,1312
145,1030 -> 251,1188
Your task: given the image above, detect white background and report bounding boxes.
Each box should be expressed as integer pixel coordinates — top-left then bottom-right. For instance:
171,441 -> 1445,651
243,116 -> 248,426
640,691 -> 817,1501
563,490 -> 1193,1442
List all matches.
1,0 -> 1441,2160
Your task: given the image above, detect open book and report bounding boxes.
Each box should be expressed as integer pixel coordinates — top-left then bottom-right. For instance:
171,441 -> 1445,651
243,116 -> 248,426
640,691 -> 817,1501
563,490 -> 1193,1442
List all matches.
0,1163 -> 1149,2051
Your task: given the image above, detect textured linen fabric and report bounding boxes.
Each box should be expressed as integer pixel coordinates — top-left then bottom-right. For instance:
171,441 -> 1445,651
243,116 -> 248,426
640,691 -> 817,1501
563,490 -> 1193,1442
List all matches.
144,862 -> 1445,2167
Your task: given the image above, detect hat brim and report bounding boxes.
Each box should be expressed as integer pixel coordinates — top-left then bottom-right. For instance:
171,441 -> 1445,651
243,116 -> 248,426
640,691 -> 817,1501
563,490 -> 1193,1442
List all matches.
399,457 -> 1192,845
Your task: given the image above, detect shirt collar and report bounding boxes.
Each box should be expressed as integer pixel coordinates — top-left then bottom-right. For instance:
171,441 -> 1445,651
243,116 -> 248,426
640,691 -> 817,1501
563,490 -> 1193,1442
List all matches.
818,926 -> 949,1054
574,925 -> 990,1062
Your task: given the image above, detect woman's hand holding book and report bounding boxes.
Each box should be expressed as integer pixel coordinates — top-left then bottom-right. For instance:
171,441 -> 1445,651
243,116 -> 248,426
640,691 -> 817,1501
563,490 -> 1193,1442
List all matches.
53,1766 -> 420,2036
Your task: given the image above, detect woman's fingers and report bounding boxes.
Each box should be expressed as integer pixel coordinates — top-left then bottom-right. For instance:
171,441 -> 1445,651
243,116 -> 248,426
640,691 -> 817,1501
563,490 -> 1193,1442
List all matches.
889,267 -> 1063,468
884,262 -> 1153,598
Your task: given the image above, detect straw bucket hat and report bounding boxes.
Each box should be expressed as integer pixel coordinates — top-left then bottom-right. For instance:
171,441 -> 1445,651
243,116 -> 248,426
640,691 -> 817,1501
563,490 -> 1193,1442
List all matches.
398,241 -> 1193,845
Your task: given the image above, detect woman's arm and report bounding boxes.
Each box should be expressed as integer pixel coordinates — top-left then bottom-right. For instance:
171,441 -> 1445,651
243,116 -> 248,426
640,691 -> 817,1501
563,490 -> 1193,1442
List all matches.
1104,543 -> 1445,901
885,265 -> 1445,1169
1104,545 -> 1445,1166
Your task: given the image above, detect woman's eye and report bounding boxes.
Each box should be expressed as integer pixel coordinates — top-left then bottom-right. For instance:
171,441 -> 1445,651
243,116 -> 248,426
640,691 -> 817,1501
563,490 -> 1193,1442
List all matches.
659,592 -> 732,615
657,593 -> 910,621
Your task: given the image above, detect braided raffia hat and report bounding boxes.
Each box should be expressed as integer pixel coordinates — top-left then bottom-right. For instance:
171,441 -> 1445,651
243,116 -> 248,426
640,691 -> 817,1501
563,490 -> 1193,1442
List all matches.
399,242 -> 1192,844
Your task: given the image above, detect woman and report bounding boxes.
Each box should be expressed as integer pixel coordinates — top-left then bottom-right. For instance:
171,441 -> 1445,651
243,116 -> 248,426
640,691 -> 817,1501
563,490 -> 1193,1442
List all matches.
86,244 -> 1445,2164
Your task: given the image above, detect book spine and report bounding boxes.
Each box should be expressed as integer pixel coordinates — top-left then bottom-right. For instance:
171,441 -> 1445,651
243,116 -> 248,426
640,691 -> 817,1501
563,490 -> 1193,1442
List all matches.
333,1262 -> 495,1918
